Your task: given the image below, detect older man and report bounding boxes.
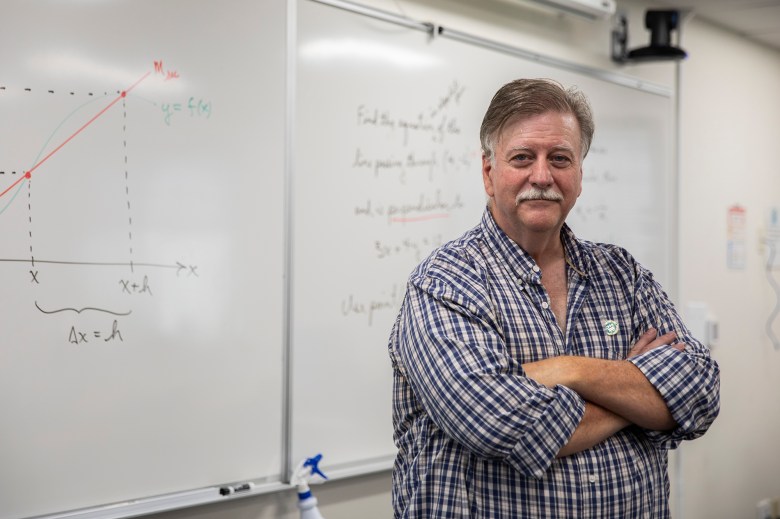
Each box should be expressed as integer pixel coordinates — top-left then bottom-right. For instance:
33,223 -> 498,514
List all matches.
388,78 -> 719,518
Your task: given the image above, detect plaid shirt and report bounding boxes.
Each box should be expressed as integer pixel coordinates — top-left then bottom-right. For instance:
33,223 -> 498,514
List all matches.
389,208 -> 720,518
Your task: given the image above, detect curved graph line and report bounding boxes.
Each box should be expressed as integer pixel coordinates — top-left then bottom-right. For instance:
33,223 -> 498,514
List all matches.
1,95 -> 110,216
35,300 -> 132,317
0,181 -> 26,216
31,94 -> 111,167
0,94 -> 108,214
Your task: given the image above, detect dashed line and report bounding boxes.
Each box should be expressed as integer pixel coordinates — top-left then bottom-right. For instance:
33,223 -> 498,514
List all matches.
2,86 -> 107,97
28,180 -> 34,265
122,97 -> 134,273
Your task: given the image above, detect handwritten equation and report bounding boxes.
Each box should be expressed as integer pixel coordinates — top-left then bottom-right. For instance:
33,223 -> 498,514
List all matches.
341,284 -> 403,326
119,275 -> 153,295
353,190 -> 465,223
374,234 -> 444,262
351,148 -> 474,183
355,80 -> 465,146
162,97 -> 212,126
155,60 -> 212,126
332,81 -> 476,327
68,320 -> 124,344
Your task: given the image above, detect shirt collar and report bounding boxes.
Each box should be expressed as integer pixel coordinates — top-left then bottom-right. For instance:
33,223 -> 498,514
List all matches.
480,207 -> 590,282
561,224 -> 589,279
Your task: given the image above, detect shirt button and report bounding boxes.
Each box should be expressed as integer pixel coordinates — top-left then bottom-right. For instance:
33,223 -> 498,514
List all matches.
588,474 -> 598,483
541,301 -> 549,309
532,265 -> 540,273
516,280 -> 524,289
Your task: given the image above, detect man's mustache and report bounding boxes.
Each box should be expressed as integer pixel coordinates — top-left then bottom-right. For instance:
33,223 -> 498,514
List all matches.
515,188 -> 564,205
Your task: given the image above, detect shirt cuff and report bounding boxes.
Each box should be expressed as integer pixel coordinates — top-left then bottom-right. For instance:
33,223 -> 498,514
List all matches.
506,384 -> 585,478
627,345 -> 686,405
627,345 -> 701,445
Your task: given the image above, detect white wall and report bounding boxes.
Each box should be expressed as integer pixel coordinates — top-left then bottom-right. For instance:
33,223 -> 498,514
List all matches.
676,14 -> 780,519
137,1 -> 780,518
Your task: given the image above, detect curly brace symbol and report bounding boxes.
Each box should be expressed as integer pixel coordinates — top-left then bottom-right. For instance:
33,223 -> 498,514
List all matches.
35,301 -> 132,317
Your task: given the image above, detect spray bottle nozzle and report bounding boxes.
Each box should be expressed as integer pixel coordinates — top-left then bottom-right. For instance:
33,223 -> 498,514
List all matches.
302,454 -> 328,481
291,453 -> 329,495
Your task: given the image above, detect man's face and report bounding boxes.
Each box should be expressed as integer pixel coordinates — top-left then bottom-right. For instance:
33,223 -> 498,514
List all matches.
482,111 -> 583,244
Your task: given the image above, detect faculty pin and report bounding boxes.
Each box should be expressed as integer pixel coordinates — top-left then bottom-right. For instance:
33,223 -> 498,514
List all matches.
604,320 -> 619,336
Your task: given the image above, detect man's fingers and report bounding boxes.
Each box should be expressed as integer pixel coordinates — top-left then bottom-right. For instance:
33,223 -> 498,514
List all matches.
634,328 -> 658,348
629,329 -> 682,358
648,331 -> 677,349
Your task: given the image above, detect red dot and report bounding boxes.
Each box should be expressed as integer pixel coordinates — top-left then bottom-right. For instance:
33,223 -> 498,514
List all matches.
24,171 -> 31,179
121,91 -> 127,97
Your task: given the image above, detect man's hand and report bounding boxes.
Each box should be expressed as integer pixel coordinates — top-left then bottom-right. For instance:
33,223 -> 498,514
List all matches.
628,328 -> 685,358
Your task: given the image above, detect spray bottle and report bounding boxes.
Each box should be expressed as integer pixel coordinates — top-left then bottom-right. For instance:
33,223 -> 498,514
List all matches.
291,453 -> 328,519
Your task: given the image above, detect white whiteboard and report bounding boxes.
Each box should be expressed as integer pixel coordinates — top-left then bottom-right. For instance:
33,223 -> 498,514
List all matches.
291,0 -> 673,476
0,0 -> 676,516
0,1 -> 286,518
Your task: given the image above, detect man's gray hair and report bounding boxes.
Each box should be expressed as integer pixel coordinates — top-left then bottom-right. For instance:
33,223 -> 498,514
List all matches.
479,78 -> 595,164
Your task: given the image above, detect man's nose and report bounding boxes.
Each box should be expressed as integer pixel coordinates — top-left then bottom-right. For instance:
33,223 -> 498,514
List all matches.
529,161 -> 554,187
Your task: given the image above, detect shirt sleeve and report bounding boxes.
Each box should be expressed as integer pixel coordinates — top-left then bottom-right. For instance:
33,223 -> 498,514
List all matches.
393,268 -> 585,479
627,263 -> 721,448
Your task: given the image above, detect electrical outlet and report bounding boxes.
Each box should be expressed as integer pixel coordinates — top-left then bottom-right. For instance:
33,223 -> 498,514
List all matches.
757,498 -> 774,519
685,302 -> 718,349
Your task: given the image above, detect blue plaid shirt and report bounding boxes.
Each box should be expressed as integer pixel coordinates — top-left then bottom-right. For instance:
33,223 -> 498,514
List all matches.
389,208 -> 720,518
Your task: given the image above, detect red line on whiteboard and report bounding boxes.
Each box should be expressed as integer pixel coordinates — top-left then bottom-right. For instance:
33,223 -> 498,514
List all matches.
390,213 -> 451,223
0,71 -> 152,201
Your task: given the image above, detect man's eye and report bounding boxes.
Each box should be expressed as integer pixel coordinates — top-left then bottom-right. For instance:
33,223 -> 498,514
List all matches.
511,154 -> 531,162
551,155 -> 571,166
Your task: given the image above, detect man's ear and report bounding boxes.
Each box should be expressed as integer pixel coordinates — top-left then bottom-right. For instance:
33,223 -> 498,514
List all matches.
482,154 -> 495,198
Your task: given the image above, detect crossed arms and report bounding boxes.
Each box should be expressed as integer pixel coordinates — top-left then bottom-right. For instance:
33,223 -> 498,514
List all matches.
523,328 -> 684,457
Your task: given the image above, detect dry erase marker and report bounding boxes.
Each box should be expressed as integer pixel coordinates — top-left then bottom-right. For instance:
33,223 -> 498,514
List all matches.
219,482 -> 254,496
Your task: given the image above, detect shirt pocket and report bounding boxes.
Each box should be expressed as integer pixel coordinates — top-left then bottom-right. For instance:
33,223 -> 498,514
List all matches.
569,282 -> 634,360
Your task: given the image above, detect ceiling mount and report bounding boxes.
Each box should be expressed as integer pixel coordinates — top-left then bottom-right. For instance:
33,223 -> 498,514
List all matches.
612,9 -> 688,63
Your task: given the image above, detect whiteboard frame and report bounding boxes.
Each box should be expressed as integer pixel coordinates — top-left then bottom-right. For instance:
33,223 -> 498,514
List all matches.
282,0 -> 298,485
437,27 -> 673,97
30,482 -> 289,519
